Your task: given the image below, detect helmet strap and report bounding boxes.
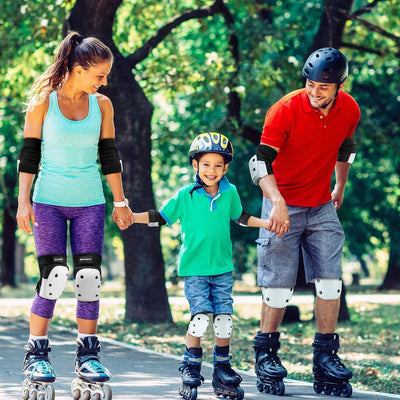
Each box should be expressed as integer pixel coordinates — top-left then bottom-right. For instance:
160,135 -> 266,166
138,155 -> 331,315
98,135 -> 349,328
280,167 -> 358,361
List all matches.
189,173 -> 208,198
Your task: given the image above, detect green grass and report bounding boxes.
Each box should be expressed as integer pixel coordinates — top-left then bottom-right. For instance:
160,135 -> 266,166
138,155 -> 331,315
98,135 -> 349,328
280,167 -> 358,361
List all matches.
1,282 -> 399,395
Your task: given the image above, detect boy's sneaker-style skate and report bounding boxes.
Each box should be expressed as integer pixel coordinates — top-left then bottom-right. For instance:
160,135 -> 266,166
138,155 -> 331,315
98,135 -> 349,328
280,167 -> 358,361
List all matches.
178,347 -> 204,400
313,333 -> 353,397
212,345 -> 244,400
22,338 -> 56,400
71,336 -> 112,400
254,331 -> 287,396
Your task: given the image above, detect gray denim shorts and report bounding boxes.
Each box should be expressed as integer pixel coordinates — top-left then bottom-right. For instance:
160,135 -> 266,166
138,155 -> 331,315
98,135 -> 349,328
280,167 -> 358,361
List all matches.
257,198 -> 345,288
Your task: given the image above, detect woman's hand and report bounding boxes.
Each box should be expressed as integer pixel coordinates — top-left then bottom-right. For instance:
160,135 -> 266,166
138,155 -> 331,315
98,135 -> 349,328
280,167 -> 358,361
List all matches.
16,201 -> 37,234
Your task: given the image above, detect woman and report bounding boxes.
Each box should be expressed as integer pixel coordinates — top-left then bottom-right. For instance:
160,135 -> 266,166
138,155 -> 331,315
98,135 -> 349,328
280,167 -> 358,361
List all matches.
17,31 -> 133,399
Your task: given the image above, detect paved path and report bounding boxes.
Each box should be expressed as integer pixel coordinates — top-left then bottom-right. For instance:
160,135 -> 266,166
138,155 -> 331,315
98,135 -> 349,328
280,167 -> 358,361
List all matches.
0,317 -> 398,400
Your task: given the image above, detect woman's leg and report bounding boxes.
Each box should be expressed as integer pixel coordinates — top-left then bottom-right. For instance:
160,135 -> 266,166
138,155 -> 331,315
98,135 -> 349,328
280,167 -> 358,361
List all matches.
69,204 -> 105,335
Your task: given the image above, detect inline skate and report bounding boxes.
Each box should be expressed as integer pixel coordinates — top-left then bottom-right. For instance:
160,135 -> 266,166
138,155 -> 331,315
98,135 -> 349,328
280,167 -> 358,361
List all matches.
178,347 -> 204,400
71,336 -> 112,400
313,333 -> 353,397
22,338 -> 56,400
212,345 -> 244,400
254,331 -> 287,396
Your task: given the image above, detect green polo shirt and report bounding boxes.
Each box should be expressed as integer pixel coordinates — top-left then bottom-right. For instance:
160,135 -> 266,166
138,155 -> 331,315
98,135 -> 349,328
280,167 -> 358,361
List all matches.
160,176 -> 243,277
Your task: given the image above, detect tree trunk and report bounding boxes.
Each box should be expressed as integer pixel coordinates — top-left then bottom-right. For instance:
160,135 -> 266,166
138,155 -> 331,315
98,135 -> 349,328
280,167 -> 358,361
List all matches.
309,0 -> 354,52
380,212 -> 400,290
65,0 -> 172,322
0,207 -> 17,287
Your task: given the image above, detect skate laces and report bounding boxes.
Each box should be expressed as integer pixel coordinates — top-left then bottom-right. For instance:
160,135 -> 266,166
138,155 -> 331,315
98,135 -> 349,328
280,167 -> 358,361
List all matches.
27,360 -> 55,378
81,359 -> 109,375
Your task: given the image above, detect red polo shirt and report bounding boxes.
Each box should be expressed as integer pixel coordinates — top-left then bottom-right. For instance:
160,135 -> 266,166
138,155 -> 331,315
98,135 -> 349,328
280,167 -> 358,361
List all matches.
260,88 -> 360,207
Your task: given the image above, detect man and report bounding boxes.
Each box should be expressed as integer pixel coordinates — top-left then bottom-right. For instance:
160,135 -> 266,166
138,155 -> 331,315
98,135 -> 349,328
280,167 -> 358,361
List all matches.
250,47 -> 360,397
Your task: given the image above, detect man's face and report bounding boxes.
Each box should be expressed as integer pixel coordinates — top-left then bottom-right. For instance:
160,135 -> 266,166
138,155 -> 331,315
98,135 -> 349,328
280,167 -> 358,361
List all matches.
305,79 -> 343,110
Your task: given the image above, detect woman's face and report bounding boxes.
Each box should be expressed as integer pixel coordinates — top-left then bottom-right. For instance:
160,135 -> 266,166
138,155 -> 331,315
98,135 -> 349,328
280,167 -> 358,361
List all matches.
78,60 -> 113,94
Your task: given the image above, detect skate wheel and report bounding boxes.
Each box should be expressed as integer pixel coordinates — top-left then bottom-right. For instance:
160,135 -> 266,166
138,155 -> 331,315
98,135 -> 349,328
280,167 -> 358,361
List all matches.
342,382 -> 352,398
323,383 -> 332,395
102,384 -> 112,400
256,379 -> 263,393
81,389 -> 91,400
22,387 -> 30,400
314,381 -> 323,394
235,386 -> 244,400
263,382 -> 271,393
333,386 -> 342,396
276,380 -> 285,396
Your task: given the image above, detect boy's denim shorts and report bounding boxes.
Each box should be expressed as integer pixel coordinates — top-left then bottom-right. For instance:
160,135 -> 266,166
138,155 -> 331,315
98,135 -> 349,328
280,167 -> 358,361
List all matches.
184,271 -> 234,316
257,198 -> 345,288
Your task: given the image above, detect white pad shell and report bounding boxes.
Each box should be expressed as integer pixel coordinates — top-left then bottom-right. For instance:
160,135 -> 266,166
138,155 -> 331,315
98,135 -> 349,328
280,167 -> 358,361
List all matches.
38,265 -> 69,300
262,287 -> 294,308
213,314 -> 233,339
187,313 -> 209,337
249,155 -> 269,185
74,268 -> 102,302
315,278 -> 342,300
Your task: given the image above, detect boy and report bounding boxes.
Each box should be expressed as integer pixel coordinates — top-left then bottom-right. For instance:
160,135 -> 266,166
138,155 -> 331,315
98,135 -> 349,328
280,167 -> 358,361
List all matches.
132,132 -> 269,400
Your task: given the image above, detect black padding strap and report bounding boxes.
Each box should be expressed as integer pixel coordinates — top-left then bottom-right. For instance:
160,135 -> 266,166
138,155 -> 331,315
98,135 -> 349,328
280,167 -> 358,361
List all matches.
18,138 -> 42,174
148,209 -> 167,227
337,137 -> 357,163
235,211 -> 252,226
38,255 -> 68,278
256,145 -> 278,175
98,138 -> 122,175
73,253 -> 102,278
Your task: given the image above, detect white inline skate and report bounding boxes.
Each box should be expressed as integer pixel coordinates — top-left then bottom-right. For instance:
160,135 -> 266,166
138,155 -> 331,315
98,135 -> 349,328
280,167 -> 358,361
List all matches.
71,336 -> 112,400
22,338 -> 56,400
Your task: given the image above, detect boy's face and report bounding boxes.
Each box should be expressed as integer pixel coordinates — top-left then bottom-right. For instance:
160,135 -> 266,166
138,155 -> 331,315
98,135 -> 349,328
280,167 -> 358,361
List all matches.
192,153 -> 228,187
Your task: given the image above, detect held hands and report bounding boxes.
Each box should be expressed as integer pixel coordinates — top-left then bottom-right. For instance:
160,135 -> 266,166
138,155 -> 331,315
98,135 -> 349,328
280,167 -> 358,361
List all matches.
16,202 -> 37,234
267,202 -> 290,238
112,206 -> 134,230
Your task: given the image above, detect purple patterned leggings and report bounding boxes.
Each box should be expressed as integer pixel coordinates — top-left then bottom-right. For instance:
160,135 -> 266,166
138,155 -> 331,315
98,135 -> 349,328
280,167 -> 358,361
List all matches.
31,202 -> 105,321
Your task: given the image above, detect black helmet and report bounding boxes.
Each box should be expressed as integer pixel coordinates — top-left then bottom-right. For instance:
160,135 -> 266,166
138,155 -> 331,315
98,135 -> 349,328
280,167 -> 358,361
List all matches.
302,47 -> 348,84
189,132 -> 233,165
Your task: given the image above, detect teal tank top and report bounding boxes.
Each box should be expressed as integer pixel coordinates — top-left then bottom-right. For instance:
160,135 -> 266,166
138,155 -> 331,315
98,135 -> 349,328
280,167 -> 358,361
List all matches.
33,91 -> 105,206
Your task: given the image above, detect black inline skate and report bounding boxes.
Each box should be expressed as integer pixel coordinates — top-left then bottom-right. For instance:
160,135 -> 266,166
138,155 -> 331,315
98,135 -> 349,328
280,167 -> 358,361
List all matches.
312,333 -> 353,397
178,347 -> 204,400
212,345 -> 244,400
71,336 -> 112,400
254,331 -> 287,396
22,338 -> 56,400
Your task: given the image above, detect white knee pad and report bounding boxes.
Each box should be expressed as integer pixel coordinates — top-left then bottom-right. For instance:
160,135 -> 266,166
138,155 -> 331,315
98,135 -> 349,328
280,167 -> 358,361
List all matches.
39,265 -> 69,300
315,278 -> 342,300
37,255 -> 69,300
262,287 -> 294,308
213,314 -> 233,339
74,268 -> 102,302
187,313 -> 209,337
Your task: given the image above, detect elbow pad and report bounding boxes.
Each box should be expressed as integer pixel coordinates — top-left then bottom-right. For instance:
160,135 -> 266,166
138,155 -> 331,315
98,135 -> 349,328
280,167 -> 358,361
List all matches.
98,138 -> 123,175
148,210 -> 167,227
249,145 -> 277,185
17,138 -> 41,174
337,137 -> 356,164
235,211 -> 252,227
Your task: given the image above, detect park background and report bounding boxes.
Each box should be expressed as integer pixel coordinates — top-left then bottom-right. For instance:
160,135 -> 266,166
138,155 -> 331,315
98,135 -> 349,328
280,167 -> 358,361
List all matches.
0,0 -> 399,395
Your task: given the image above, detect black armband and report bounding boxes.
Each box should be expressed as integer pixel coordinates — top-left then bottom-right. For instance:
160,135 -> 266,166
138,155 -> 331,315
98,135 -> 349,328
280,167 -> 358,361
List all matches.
98,138 -> 123,175
17,138 -> 42,174
235,211 -> 252,227
337,137 -> 357,164
148,209 -> 167,227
